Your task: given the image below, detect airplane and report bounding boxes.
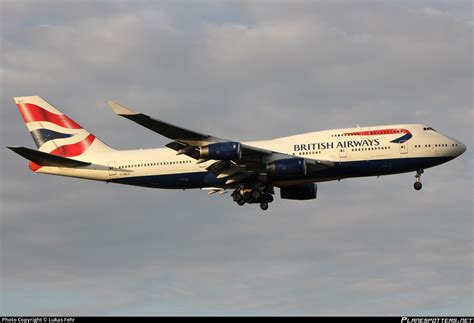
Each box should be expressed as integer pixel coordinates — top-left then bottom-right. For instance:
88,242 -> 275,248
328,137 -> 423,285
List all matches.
8,96 -> 466,211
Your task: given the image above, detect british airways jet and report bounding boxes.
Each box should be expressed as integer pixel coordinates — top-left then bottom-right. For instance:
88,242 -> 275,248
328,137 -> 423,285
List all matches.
8,96 -> 466,210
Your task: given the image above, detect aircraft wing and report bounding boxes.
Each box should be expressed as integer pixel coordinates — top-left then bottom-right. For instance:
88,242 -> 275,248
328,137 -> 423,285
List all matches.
107,100 -> 225,146
107,101 -> 333,184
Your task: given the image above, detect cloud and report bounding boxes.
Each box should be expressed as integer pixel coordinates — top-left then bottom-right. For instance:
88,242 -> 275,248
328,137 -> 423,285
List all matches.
1,0 -> 472,316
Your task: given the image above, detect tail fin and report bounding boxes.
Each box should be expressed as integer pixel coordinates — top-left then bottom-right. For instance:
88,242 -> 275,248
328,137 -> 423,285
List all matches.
14,96 -> 115,170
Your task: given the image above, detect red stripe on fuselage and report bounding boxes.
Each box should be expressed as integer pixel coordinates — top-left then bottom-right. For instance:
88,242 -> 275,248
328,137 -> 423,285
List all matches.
345,128 -> 410,136
17,103 -> 82,129
29,134 -> 95,172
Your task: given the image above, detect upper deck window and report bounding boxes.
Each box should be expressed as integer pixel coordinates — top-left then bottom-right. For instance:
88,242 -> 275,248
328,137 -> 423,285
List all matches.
423,127 -> 437,132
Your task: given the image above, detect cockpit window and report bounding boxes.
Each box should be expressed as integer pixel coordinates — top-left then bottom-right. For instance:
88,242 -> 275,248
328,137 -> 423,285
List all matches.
423,127 -> 437,132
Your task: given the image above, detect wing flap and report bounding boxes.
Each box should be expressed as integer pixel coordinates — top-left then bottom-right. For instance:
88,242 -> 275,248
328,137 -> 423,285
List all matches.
206,160 -> 235,174
165,141 -> 200,159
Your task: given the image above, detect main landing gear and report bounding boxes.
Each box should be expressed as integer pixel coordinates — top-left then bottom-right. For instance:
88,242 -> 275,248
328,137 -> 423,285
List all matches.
414,169 -> 424,191
232,183 -> 274,210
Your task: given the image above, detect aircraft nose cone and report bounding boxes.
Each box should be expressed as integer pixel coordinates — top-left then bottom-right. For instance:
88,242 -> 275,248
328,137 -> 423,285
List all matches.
458,141 -> 466,155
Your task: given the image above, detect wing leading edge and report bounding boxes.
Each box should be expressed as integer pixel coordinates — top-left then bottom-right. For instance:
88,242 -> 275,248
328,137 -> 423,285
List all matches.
107,101 -> 224,146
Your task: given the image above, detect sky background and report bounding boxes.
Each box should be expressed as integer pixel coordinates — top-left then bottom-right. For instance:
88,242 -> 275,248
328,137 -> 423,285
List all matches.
1,0 -> 472,316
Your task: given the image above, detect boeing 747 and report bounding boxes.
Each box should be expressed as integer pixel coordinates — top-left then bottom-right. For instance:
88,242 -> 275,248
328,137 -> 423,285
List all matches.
8,96 -> 466,210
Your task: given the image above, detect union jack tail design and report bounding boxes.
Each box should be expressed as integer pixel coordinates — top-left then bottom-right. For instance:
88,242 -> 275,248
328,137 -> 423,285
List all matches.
14,96 -> 115,171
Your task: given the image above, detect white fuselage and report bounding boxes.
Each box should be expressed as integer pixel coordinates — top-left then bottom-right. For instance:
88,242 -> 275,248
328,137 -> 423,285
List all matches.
34,124 -> 466,189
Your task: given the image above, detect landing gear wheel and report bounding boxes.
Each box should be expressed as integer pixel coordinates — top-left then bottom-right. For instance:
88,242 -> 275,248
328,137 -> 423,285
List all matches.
256,183 -> 266,192
237,199 -> 246,206
414,169 -> 424,191
252,190 -> 261,200
243,191 -> 252,202
414,182 -> 422,191
260,202 -> 269,211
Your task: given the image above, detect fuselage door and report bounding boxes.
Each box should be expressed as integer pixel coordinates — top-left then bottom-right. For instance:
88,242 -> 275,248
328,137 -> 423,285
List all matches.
339,148 -> 347,159
108,161 -> 116,176
399,141 -> 408,155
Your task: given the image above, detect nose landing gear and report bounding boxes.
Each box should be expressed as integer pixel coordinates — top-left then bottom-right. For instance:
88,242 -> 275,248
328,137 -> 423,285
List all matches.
232,183 -> 274,210
414,169 -> 424,191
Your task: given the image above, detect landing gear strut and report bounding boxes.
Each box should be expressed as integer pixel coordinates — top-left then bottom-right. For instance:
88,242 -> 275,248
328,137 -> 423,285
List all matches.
231,182 -> 274,210
414,169 -> 424,191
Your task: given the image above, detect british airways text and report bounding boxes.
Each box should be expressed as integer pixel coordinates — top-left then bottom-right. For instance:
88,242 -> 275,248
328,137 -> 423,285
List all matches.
294,139 -> 380,151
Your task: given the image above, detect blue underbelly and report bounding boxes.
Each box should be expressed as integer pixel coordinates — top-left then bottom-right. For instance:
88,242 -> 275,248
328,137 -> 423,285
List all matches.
110,171 -> 224,189
109,156 -> 454,189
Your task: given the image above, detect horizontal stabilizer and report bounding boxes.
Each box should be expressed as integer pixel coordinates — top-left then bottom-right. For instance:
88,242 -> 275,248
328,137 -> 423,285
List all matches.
7,146 -> 91,168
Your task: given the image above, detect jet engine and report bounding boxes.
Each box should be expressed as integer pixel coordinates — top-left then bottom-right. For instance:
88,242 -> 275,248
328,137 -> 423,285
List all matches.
200,142 -> 242,160
266,158 -> 307,176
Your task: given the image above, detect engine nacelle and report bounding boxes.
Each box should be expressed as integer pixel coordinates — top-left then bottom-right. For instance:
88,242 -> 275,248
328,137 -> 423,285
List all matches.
266,158 -> 307,176
200,142 -> 242,160
280,183 -> 317,200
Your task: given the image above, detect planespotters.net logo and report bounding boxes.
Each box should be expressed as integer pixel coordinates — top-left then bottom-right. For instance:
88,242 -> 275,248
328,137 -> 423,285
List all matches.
402,318 -> 473,323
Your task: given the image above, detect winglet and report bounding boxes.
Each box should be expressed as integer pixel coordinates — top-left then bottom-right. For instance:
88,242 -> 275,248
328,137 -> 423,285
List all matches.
106,100 -> 137,116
